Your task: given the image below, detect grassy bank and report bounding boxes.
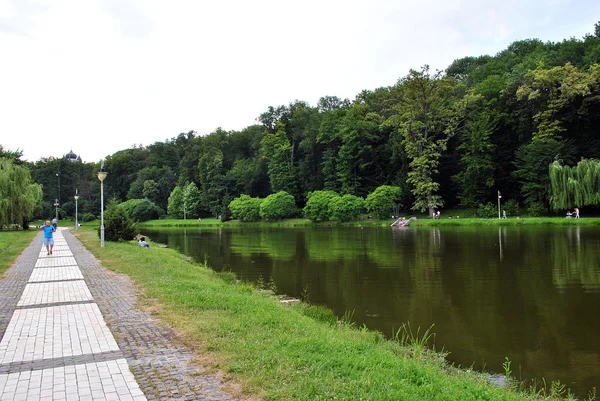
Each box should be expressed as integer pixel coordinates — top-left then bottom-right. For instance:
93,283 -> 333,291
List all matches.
138,216 -> 600,229
0,229 -> 38,273
71,226 -> 571,401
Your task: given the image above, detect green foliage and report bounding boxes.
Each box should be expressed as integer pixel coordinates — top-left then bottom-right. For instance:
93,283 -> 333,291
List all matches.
549,159 -> 600,210
330,194 -> 365,222
142,179 -> 160,204
303,190 -> 339,222
183,182 -> 202,218
527,201 -> 546,217
101,201 -> 137,242
81,213 -> 96,222
229,194 -> 262,222
365,185 -> 402,219
0,158 -> 42,227
120,199 -> 164,222
167,186 -> 184,218
260,123 -> 297,194
476,203 -> 497,218
502,199 -> 520,216
259,191 -> 297,221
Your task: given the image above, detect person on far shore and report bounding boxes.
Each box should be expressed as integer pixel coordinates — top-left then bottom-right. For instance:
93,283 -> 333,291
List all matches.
516,210 -> 520,219
502,210 -> 507,219
41,220 -> 55,255
574,207 -> 580,218
139,236 -> 150,248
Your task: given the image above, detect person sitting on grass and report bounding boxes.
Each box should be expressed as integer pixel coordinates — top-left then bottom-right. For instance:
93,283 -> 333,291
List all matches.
138,236 -> 150,248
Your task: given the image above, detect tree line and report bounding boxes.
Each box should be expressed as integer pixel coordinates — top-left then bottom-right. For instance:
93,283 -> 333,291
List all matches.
2,23 -> 600,227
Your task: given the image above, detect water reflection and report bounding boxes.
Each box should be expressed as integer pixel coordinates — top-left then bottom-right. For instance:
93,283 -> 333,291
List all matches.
144,225 -> 600,396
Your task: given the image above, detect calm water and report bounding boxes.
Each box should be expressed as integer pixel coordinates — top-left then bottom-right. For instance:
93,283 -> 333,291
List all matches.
143,225 -> 600,395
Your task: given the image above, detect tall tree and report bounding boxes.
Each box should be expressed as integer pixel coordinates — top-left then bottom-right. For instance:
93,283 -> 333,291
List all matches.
0,158 -> 42,227
386,66 -> 467,214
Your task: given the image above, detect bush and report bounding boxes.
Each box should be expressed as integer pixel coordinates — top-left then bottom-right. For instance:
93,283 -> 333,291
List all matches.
365,186 -> 401,220
120,199 -> 165,222
81,213 -> 96,222
527,201 -> 546,217
229,194 -> 262,222
330,194 -> 365,222
303,191 -> 339,222
101,202 -> 137,242
476,202 -> 498,218
502,199 -> 520,216
260,191 -> 297,221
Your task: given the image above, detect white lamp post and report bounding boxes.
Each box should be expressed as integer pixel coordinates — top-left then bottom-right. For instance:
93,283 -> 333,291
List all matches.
53,199 -> 59,222
497,191 -> 502,220
74,190 -> 79,230
97,161 -> 108,248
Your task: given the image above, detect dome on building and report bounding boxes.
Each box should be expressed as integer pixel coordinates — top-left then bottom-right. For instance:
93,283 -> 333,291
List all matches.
65,150 -> 80,162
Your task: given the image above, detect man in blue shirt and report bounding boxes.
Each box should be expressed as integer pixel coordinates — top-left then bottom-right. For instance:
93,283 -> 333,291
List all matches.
41,220 -> 55,255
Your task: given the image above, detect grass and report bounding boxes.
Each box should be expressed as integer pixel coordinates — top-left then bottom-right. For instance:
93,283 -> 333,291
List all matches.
0,229 -> 38,273
72,225 -> 575,401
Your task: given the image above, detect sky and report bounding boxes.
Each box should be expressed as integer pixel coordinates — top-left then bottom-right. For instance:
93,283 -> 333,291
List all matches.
1,0 -> 598,163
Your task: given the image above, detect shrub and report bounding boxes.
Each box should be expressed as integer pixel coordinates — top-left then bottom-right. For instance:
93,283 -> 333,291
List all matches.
303,190 -> 339,222
229,194 -> 262,222
101,202 -> 137,242
120,199 -> 164,222
167,186 -> 184,218
476,202 -> 497,218
365,186 -> 402,220
260,191 -> 297,221
502,199 -> 520,216
330,194 -> 365,222
81,213 -> 96,222
527,201 -> 546,217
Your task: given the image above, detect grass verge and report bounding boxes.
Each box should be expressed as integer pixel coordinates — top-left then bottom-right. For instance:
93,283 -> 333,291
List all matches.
73,226 -> 573,401
0,229 -> 38,274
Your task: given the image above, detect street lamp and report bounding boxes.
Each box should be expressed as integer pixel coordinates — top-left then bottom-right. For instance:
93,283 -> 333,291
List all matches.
56,173 -> 60,205
74,190 -> 79,230
97,160 -> 108,248
53,199 -> 59,222
497,190 -> 502,220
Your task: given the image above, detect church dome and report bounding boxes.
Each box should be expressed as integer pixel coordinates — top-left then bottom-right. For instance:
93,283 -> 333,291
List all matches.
65,150 -> 79,162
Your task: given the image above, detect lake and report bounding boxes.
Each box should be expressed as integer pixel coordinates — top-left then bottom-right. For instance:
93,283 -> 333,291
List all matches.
143,225 -> 600,396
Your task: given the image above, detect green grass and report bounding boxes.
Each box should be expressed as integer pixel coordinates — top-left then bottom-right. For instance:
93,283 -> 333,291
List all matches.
0,229 -> 38,273
73,226 -> 573,401
412,217 -> 600,226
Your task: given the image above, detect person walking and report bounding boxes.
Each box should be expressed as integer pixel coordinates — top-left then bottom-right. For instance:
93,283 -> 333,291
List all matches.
574,207 -> 580,218
51,217 -> 58,229
41,220 -> 56,255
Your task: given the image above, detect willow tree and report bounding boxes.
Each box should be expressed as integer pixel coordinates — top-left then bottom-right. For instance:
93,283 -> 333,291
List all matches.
549,159 -> 600,210
386,66 -> 467,215
0,158 -> 42,228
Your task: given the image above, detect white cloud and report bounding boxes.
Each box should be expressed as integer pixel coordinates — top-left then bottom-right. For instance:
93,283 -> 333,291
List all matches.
0,0 -> 598,162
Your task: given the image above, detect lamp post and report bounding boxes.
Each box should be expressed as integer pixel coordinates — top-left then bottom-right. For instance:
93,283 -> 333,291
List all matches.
497,190 -> 502,220
56,173 -> 60,206
53,199 -> 59,222
74,190 -> 79,230
97,161 -> 108,248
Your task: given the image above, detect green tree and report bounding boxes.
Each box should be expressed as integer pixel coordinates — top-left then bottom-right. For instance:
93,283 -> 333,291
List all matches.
183,182 -> 202,218
260,191 -> 296,221
120,199 -> 164,222
330,194 -> 365,222
303,190 -> 339,222
0,158 -> 42,228
549,159 -> 600,210
142,179 -> 160,204
365,185 -> 402,220
260,123 -> 297,194
386,66 -> 467,214
102,201 -> 137,242
454,111 -> 496,207
229,194 -> 262,222
167,186 -> 184,218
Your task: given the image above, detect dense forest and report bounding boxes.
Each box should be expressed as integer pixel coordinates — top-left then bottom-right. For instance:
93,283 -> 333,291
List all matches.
3,23 -> 600,224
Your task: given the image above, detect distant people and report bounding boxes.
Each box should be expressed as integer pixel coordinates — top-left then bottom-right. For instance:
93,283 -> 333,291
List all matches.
138,236 -> 150,248
41,220 -> 55,255
566,211 -> 572,218
574,207 -> 580,218
198,217 -> 202,222
436,211 -> 441,219
502,210 -> 507,219
516,210 -> 520,219
51,217 -> 58,229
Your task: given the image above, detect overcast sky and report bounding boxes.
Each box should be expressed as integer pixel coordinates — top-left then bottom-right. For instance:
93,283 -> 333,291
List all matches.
1,0 -> 598,163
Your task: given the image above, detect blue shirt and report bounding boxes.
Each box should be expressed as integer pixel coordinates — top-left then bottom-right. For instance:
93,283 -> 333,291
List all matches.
43,225 -> 55,238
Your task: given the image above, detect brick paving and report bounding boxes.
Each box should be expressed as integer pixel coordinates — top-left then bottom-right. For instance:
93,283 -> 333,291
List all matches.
0,229 -> 242,401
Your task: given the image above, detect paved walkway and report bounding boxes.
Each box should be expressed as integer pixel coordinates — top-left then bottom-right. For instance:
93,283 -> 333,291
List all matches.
0,229 -> 241,401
